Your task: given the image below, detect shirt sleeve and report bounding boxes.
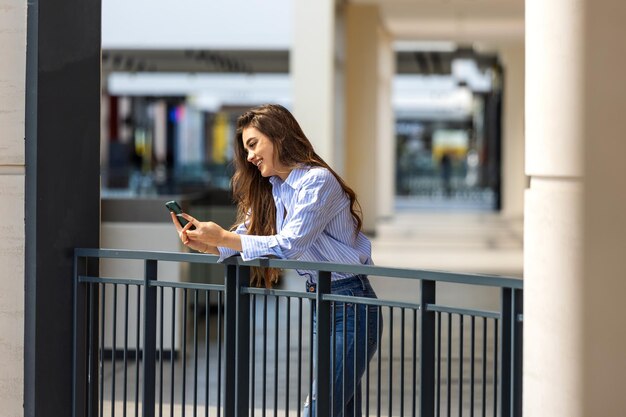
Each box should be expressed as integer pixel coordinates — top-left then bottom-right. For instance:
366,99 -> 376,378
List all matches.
216,221 -> 248,262
239,171 -> 348,261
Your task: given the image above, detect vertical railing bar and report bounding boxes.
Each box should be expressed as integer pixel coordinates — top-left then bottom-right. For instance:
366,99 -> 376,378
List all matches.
123,285 -> 129,417
262,295 -> 268,417
376,306 -> 382,417
112,283 -> 118,417
193,289 -> 199,417
135,286 -> 141,417
513,290 -> 523,417
235,266 -> 251,417
342,302 -> 347,416
297,298 -> 302,417
90,260 -> 100,417
100,284 -> 106,417
331,301 -> 336,417
365,304 -> 371,417
285,297 -> 291,416
142,259 -> 158,417
459,314 -> 464,417
222,263 -> 238,417
437,312 -> 442,417
182,289 -> 188,417
481,317 -> 487,417
315,271 -> 332,417
412,308 -> 417,417
470,316 -> 475,417
421,280 -> 436,417
251,294 -> 257,416
205,291 -> 210,417
494,319 -> 499,417
159,287 -> 164,417
400,307 -> 405,417
87,283 -> 94,417
308,301 -> 313,417
388,307 -> 393,417
353,301 -> 359,417
447,313 -> 452,417
274,296 -> 280,417
170,288 -> 176,417
217,290 -> 223,417
500,287 -> 512,417
72,255 -> 81,417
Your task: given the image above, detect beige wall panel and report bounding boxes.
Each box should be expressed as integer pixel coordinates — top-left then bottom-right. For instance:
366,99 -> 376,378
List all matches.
499,44 -> 526,219
525,0 -> 583,178
0,0 -> 27,166
345,5 -> 379,232
291,0 -> 336,166
375,27 -> 394,222
581,1 -> 626,415
524,178 -> 583,417
0,174 -> 24,417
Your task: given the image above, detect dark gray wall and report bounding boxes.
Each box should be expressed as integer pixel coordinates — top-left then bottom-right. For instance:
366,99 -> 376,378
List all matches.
25,0 -> 101,414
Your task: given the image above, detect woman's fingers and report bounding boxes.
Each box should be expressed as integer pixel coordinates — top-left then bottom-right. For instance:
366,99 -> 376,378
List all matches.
170,212 -> 183,232
181,213 -> 201,227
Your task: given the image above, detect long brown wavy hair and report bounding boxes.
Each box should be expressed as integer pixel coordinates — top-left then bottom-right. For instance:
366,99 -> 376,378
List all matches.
231,104 -> 363,288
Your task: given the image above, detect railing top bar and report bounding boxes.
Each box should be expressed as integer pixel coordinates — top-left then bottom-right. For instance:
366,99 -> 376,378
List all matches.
75,248 -> 523,289
426,304 -> 501,319
75,248 -> 222,264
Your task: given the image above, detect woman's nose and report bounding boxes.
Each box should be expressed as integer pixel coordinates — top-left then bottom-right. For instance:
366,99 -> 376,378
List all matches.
247,150 -> 255,162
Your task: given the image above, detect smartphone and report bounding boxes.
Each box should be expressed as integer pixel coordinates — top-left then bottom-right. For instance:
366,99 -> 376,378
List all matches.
165,200 -> 194,229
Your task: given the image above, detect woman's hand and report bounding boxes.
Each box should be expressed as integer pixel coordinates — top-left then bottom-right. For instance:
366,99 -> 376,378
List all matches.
170,212 -> 218,254
180,213 -> 243,252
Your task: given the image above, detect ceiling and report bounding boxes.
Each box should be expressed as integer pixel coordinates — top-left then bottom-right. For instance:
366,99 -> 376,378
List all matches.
103,48 -> 499,76
355,0 -> 524,43
102,0 -> 520,77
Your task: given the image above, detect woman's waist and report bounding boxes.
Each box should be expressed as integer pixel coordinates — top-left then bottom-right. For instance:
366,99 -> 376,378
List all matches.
305,274 -> 376,297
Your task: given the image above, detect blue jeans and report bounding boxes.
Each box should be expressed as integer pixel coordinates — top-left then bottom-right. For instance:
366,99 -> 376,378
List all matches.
303,275 -> 382,417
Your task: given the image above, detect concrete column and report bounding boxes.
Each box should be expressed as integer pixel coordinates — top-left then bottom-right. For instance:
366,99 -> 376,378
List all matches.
291,0 -> 341,170
524,0 -> 585,416
0,0 -> 26,415
499,43 -> 526,219
581,1 -> 626,415
345,4 -> 394,232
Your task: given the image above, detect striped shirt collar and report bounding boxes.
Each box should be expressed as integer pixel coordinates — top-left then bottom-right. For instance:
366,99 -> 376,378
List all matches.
269,166 -> 312,190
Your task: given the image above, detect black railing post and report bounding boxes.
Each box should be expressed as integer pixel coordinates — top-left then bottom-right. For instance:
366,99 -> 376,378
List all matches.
236,266 -> 251,417
500,287 -> 513,417
72,254 -> 87,417
513,289 -> 523,417
315,271 -> 332,417
224,264 -> 238,417
420,279 -> 436,417
142,259 -> 158,417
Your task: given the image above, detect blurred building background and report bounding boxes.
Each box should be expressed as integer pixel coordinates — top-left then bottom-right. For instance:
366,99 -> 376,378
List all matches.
1,0 -> 626,416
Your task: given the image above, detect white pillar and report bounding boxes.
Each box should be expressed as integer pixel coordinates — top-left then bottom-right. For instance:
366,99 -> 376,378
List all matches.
345,4 -> 394,232
525,0 -> 585,416
0,0 -> 26,414
581,1 -> 626,415
499,43 -> 526,219
291,0 -> 342,171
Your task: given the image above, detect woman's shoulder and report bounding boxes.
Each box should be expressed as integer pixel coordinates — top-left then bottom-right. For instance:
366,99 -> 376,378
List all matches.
297,166 -> 338,187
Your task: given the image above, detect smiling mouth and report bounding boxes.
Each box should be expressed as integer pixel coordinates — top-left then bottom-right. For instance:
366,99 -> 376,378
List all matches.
256,160 -> 263,168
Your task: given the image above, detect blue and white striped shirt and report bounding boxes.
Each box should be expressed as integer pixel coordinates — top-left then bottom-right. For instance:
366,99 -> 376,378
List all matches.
217,166 -> 373,281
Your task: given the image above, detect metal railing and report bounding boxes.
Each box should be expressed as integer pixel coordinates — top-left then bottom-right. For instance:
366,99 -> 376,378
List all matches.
72,248 -> 523,417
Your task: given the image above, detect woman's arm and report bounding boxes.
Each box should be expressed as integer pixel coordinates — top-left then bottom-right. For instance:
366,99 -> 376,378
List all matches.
180,217 -> 243,251
236,171 -> 347,260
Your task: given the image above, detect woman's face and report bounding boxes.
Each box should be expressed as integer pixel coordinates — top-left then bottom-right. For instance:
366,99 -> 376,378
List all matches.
242,126 -> 291,180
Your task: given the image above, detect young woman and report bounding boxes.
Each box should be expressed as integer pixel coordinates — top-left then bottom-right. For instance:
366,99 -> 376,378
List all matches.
171,103 -> 381,417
